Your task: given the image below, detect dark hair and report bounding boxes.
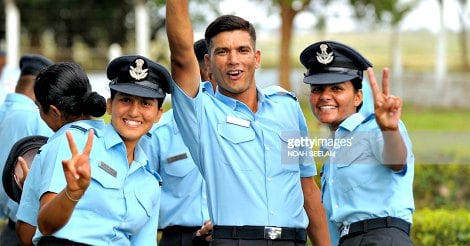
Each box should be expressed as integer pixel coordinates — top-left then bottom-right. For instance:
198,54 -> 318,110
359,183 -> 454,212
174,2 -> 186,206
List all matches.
194,38 -> 208,64
34,62 -> 106,119
204,15 -> 257,53
110,89 -> 165,110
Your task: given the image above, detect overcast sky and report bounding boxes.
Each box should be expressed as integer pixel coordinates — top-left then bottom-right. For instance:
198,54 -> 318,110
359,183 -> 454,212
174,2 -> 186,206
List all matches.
216,0 -> 468,33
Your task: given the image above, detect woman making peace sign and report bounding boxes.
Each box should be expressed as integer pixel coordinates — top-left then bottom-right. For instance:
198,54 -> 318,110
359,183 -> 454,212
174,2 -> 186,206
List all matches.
299,41 -> 414,246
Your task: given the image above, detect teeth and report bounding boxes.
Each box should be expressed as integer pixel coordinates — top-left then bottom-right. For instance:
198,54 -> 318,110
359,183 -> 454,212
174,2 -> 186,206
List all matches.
124,119 -> 142,126
228,71 -> 240,75
320,106 -> 336,110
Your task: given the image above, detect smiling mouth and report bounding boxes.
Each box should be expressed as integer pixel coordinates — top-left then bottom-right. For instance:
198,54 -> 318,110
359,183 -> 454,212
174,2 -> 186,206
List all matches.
123,119 -> 142,126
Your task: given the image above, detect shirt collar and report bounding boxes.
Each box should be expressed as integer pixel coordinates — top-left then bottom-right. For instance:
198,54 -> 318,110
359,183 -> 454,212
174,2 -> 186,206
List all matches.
214,86 -> 264,111
338,112 -> 366,132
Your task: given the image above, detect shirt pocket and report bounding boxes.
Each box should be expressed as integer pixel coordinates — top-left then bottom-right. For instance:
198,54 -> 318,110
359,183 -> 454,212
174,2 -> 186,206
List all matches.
332,147 -> 373,193
135,188 -> 158,218
90,162 -> 121,189
162,155 -> 200,197
278,130 -> 301,172
217,121 -> 256,171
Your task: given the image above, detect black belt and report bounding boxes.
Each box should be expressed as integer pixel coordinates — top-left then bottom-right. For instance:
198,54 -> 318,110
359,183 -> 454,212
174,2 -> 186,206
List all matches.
161,225 -> 201,235
37,236 -> 90,246
339,217 -> 410,241
213,225 -> 307,241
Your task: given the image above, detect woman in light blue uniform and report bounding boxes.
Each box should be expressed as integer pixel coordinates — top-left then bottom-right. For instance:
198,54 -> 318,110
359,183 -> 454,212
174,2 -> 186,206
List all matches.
15,62 -> 107,246
33,55 -> 170,246
300,41 -> 414,246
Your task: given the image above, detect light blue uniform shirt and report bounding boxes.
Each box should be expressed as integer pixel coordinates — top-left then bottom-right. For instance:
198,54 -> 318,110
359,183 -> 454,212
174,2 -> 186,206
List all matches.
320,111 -> 415,245
0,93 -> 53,221
171,81 -> 316,228
17,120 -> 105,227
30,123 -> 161,245
140,109 -> 209,229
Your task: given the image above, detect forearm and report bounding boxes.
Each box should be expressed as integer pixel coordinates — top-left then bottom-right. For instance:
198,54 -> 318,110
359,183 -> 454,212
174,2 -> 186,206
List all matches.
301,177 -> 330,246
37,189 -> 82,235
16,221 -> 36,246
166,0 -> 200,97
382,130 -> 407,171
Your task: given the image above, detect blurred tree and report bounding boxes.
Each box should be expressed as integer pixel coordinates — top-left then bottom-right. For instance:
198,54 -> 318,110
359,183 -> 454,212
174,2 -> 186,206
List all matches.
349,0 -> 415,95
457,0 -> 469,70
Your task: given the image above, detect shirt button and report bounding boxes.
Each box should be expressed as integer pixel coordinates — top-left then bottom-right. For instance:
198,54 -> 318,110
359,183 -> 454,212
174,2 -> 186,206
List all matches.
270,210 -> 275,215
265,146 -> 270,151
267,177 -> 272,182
334,204 -> 339,209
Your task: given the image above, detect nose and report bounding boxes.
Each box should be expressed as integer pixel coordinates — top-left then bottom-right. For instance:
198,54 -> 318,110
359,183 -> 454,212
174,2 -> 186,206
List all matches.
128,101 -> 139,117
227,51 -> 240,66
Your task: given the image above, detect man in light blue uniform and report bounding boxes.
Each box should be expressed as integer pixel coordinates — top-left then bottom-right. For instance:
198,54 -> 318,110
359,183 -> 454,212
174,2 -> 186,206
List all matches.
0,54 -> 53,246
300,40 -> 414,245
166,1 -> 330,245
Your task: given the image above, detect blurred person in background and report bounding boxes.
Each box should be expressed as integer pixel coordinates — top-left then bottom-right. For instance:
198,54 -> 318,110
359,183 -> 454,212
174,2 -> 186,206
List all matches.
139,39 -> 214,246
0,51 -> 21,104
0,54 -> 54,246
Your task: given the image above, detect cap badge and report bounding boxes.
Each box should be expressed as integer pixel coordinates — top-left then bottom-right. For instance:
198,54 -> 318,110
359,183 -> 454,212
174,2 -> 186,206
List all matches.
129,58 -> 148,81
316,44 -> 334,65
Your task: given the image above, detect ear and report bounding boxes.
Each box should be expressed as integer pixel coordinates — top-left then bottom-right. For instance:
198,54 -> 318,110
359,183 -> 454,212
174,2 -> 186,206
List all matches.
254,49 -> 261,69
154,107 -> 164,123
106,98 -> 112,115
204,54 -> 211,73
354,89 -> 363,108
49,105 -> 62,119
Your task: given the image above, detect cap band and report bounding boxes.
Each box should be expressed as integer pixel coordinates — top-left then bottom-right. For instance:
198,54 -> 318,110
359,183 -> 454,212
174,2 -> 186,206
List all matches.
109,79 -> 164,95
306,66 -> 360,78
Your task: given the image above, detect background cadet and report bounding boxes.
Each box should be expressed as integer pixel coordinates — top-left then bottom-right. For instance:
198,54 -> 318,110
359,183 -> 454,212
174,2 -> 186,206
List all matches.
300,40 -> 414,245
0,51 -> 21,104
33,56 -> 170,245
0,54 -> 53,246
139,40 -> 213,246
15,62 -> 107,245
166,0 -> 330,245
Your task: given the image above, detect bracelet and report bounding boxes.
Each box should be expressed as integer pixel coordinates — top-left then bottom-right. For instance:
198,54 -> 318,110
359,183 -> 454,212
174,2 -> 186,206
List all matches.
64,187 -> 80,202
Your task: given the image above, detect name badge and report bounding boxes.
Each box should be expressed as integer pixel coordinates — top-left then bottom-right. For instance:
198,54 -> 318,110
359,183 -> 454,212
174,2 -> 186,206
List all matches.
226,116 -> 250,128
99,161 -> 117,177
167,153 -> 188,163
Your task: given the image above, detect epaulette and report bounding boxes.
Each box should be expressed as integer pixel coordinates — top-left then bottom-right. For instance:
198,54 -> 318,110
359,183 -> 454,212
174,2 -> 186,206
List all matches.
69,125 -> 88,133
263,85 -> 297,101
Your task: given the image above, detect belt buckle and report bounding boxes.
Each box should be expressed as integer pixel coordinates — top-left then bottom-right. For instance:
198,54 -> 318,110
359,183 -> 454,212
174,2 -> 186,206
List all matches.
340,224 -> 350,237
264,227 -> 282,240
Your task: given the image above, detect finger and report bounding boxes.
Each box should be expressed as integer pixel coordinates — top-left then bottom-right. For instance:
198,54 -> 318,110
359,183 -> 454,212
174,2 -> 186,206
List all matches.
65,131 -> 79,156
82,129 -> 94,156
366,67 -> 381,101
18,156 -> 30,177
382,67 -> 390,95
62,159 -> 79,180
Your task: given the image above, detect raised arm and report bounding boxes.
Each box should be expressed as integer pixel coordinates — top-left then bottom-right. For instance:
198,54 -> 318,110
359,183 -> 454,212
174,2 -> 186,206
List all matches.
166,0 -> 200,97
37,130 -> 93,235
367,67 -> 407,171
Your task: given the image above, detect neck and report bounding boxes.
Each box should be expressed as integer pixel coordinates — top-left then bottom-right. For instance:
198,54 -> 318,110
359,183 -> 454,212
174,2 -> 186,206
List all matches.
221,87 -> 258,113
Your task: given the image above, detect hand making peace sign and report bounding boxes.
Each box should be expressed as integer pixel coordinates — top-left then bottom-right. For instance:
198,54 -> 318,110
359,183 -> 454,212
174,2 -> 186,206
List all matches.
367,67 -> 402,131
62,129 -> 94,198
